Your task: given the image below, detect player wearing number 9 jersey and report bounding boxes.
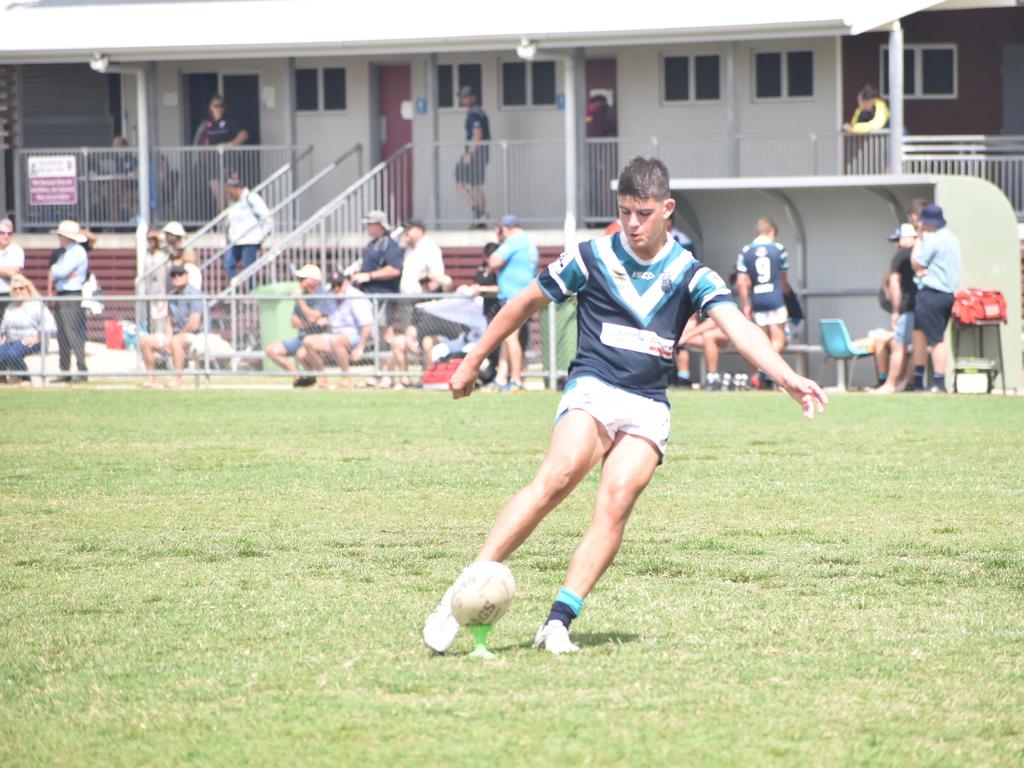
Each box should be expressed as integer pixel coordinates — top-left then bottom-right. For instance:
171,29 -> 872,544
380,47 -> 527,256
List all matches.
736,217 -> 790,356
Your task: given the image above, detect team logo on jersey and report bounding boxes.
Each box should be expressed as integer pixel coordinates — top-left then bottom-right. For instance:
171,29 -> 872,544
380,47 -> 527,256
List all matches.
661,274 -> 673,293
755,246 -> 768,258
611,268 -> 629,284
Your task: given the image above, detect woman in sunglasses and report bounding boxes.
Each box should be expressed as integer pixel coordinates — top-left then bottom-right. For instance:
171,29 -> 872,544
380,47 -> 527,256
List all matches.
0,275 -> 56,386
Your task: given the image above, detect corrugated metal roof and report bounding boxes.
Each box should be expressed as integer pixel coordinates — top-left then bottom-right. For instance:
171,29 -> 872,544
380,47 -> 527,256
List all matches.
0,0 -> 948,63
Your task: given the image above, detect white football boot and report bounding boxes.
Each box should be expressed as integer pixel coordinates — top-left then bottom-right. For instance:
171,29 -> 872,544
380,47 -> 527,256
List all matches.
533,620 -> 580,654
422,583 -> 461,653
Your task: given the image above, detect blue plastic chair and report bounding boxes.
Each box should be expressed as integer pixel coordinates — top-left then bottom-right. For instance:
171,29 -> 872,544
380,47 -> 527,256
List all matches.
819,318 -> 874,390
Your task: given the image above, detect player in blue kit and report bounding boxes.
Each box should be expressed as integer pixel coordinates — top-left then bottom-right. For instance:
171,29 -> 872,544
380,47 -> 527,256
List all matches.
423,158 -> 826,655
736,218 -> 789,389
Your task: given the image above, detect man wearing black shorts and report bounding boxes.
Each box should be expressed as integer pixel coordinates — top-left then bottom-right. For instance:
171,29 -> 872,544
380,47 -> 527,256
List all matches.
909,204 -> 961,393
454,86 -> 490,228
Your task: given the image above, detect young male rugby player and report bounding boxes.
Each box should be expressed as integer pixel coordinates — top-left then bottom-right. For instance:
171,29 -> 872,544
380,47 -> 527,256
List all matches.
424,157 -> 827,654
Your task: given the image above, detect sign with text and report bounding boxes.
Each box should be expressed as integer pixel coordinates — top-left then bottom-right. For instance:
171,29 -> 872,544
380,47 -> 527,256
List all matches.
29,155 -> 78,205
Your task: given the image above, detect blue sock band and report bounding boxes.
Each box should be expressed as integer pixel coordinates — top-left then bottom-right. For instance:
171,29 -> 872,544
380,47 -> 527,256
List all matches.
556,587 -> 584,617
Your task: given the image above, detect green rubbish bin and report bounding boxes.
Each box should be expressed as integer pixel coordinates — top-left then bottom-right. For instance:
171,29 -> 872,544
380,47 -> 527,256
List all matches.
253,281 -> 299,371
539,297 -> 577,385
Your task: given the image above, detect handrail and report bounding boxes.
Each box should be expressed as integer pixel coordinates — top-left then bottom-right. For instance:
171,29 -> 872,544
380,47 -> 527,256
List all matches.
194,143 -> 365,282
219,143 -> 412,298
134,145 -> 314,291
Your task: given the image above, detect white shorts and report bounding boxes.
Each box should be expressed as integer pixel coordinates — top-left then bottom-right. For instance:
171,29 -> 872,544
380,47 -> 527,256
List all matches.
555,376 -> 671,456
753,306 -> 788,327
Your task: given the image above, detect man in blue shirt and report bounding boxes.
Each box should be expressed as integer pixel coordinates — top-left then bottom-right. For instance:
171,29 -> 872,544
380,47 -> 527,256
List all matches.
424,157 -> 827,655
140,265 -> 204,389
909,204 -> 962,392
454,85 -> 490,228
488,214 -> 539,392
49,219 -> 90,382
263,263 -> 334,388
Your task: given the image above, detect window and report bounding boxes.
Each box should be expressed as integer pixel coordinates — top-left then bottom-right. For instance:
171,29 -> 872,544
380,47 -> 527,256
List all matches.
437,63 -> 483,108
294,67 -> 346,112
755,50 -> 814,99
323,68 -> 346,110
881,45 -> 957,98
501,61 -> 557,107
296,69 -> 318,111
663,54 -> 721,103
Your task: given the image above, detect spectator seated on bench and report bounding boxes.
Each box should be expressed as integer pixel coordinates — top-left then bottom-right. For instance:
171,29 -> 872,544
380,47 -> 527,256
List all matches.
140,265 -> 204,389
0,275 -> 55,386
303,271 -> 374,389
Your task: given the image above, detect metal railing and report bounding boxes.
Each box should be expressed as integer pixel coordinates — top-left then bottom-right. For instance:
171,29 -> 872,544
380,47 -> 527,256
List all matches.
902,135 -> 1024,217
14,144 -> 314,230
214,145 -> 411,350
1,293 -> 570,389
134,145 -> 317,296
137,143 -> 364,305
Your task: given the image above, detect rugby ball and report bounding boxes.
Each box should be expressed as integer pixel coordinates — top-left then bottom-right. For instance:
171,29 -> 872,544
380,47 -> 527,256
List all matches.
451,561 -> 517,626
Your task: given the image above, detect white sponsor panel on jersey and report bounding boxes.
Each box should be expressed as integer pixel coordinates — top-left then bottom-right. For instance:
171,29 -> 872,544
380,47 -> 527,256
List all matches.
599,322 -> 675,359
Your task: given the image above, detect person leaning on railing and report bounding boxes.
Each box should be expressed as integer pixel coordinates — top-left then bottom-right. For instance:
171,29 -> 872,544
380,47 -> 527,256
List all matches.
224,174 -> 272,283
842,85 -> 890,135
0,275 -> 56,387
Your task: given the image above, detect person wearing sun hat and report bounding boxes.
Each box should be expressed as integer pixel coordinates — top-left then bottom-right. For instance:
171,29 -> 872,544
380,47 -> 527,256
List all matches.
908,204 -> 961,393
49,220 -> 89,382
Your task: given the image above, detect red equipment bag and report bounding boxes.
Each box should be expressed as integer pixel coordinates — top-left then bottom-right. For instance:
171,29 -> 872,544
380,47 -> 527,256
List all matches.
421,354 -> 466,391
951,289 -> 1007,325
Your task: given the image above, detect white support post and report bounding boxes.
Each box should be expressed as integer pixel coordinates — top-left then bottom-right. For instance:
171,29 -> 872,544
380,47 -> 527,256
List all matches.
888,22 -> 905,173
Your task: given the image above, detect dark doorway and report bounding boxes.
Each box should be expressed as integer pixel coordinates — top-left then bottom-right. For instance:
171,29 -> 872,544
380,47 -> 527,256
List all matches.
584,58 -> 618,224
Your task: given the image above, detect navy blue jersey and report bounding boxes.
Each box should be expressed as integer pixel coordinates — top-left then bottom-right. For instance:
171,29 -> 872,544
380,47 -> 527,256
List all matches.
538,232 -> 734,404
464,106 -> 490,163
736,236 -> 788,312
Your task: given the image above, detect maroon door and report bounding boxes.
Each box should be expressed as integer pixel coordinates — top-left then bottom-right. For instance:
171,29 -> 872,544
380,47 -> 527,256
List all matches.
377,64 -> 413,220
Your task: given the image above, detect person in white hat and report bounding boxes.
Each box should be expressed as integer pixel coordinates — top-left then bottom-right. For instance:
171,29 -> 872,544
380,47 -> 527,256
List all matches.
161,221 -> 201,290
49,220 -> 89,382
263,263 -> 333,388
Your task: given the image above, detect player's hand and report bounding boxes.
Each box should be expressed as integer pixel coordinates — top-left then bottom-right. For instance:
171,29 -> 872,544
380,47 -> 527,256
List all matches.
351,346 -> 364,362
780,373 -> 828,420
448,357 -> 480,399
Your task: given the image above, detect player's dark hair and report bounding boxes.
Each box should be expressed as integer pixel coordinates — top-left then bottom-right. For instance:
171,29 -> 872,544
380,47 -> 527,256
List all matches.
617,157 -> 670,201
858,85 -> 877,101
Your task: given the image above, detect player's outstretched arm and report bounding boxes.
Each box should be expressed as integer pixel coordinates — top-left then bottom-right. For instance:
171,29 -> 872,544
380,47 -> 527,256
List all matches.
449,281 -> 552,399
708,303 -> 828,419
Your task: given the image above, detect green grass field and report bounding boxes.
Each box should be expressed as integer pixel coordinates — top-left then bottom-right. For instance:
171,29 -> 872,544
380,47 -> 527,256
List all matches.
2,388 -> 1023,766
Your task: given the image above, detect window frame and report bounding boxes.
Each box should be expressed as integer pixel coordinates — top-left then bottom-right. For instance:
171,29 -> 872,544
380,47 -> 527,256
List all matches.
659,52 -> 723,106
880,43 -> 958,100
751,49 -> 816,102
293,66 -> 348,114
436,62 -> 484,111
498,59 -> 559,110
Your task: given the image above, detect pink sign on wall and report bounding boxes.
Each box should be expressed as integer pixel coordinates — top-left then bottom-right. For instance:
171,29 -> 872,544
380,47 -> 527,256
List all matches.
29,155 -> 78,205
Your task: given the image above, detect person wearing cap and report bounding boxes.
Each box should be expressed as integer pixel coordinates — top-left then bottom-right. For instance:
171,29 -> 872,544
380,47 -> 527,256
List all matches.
49,220 -> 90,382
140,265 -> 204,389
487,214 -> 539,392
908,204 -> 962,393
454,85 -> 491,228
0,218 -> 25,327
161,221 -> 202,290
263,264 -> 334,388
224,175 -> 272,283
302,271 -> 374,389
873,223 -> 918,394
